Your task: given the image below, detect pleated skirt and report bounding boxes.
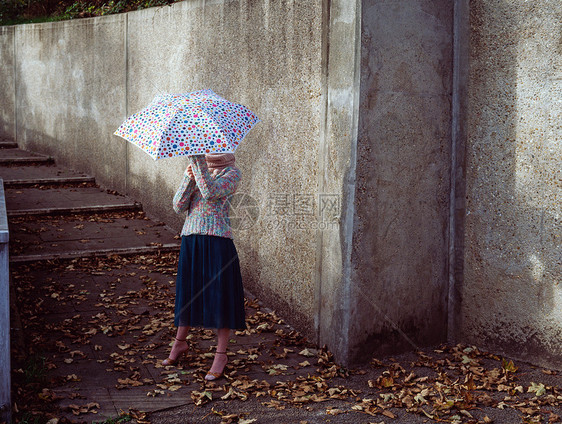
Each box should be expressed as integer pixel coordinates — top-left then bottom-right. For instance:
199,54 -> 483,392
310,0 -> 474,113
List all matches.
174,234 -> 246,330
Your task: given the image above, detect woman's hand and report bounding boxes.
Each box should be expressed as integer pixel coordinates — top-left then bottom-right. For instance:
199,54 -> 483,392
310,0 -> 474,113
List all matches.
186,165 -> 195,180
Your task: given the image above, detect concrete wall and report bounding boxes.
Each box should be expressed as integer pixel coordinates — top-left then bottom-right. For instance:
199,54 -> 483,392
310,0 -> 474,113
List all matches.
124,0 -> 325,335
1,0 -> 561,369
461,0 -> 562,369
0,26 -> 15,140
1,0 -> 326,344
315,0 -> 361,363
351,0 -> 454,362
13,15 -> 128,192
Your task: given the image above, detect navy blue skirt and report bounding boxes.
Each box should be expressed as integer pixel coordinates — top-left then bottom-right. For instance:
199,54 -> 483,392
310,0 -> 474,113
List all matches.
174,234 -> 246,330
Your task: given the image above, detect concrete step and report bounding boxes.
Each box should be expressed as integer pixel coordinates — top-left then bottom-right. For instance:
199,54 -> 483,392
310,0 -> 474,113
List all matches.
7,203 -> 141,217
0,163 -> 95,187
0,147 -> 46,158
3,176 -> 96,188
9,211 -> 180,263
9,212 -> 181,263
1,145 -> 182,263
10,244 -> 181,263
5,187 -> 141,217
0,156 -> 53,165
0,148 -> 53,164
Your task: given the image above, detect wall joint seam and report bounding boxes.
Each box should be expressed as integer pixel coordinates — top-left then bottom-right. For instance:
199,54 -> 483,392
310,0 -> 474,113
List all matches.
13,27 -> 17,144
447,0 -> 468,344
125,12 -> 129,194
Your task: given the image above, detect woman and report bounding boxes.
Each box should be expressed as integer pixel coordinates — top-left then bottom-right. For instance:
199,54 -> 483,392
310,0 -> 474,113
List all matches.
162,153 -> 245,381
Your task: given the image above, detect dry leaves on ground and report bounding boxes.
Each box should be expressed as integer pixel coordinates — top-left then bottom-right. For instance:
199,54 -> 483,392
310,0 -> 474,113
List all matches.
10,248 -> 562,424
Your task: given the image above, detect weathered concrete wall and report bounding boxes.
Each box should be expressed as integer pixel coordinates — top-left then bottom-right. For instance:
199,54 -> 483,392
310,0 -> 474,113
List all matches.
462,0 -> 562,369
315,0 -> 361,363
1,1 -> 326,343
14,15 -> 128,192
352,0 -> 453,362
3,0 -> 561,369
0,26 -> 15,140
125,0 -> 325,334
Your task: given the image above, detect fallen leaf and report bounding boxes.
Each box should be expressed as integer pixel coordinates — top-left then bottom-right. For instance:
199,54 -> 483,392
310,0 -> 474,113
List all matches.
299,348 -> 315,357
528,382 -> 546,397
501,358 -> 518,373
382,410 -> 396,419
191,390 -> 213,406
66,374 -> 81,382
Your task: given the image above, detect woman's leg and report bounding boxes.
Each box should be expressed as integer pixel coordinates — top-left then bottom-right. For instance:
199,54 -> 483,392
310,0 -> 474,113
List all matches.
163,325 -> 190,365
175,325 -> 190,341
207,328 -> 229,375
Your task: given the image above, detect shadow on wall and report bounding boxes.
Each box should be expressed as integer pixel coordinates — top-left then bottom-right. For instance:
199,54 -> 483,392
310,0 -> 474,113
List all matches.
0,120 -> 14,141
463,0 -> 561,368
349,0 -> 454,363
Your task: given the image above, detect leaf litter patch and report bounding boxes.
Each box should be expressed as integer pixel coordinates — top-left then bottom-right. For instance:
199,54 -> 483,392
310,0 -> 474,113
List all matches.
10,253 -> 562,424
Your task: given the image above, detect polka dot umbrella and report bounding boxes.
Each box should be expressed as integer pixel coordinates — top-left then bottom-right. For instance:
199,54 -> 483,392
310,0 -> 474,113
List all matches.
114,89 -> 260,160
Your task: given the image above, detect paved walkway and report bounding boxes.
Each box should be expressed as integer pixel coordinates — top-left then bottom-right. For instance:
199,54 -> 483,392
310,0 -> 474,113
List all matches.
3,143 -> 561,424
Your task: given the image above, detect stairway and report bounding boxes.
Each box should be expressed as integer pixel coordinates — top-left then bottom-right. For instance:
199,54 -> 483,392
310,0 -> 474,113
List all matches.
0,140 -> 181,263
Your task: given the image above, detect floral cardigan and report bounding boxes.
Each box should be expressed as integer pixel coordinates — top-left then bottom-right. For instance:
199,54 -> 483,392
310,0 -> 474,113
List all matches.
173,155 -> 241,239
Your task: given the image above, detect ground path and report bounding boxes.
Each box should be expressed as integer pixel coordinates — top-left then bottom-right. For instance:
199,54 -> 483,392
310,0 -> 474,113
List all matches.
2,140 -> 560,424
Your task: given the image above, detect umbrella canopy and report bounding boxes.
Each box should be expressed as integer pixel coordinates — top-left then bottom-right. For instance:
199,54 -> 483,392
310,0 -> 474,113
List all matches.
114,89 -> 259,160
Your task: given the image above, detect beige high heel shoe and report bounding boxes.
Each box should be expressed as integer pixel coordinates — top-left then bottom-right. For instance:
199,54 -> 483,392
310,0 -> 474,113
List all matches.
162,338 -> 188,366
204,351 -> 228,381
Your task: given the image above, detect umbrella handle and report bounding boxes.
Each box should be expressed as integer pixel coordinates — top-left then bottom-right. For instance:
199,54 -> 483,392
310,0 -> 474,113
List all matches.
186,165 -> 195,180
